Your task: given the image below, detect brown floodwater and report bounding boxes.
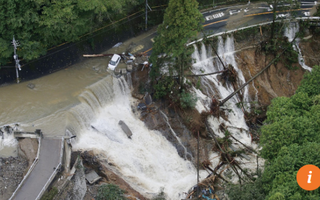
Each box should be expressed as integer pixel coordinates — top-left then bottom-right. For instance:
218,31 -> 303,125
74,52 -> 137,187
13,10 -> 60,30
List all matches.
0,28 -> 156,157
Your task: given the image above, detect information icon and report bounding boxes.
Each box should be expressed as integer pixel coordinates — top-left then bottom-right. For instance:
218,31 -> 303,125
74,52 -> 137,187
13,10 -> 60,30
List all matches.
296,165 -> 320,191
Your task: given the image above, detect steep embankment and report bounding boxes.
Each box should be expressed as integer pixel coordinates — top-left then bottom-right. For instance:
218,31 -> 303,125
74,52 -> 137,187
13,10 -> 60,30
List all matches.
236,46 -> 305,106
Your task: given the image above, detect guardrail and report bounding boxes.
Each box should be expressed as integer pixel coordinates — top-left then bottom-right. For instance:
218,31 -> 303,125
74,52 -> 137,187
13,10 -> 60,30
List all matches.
9,137 -> 42,200
187,16 -> 320,46
35,137 -> 64,200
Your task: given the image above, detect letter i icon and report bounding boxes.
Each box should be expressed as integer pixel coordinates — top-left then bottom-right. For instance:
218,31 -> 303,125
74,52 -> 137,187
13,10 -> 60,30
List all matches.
307,171 -> 312,183
297,165 -> 320,191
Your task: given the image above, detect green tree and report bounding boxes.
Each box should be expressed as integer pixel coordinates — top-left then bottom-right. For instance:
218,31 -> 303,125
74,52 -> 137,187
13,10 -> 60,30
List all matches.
296,65 -> 320,97
150,0 -> 203,95
260,66 -> 320,160
0,0 -> 139,65
226,175 -> 266,200
262,143 -> 320,199
96,184 -> 126,200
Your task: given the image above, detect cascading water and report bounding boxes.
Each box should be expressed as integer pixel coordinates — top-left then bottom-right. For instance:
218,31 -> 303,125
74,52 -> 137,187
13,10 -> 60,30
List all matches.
0,125 -> 18,157
126,73 -> 133,90
284,22 -> 312,72
191,36 -> 261,183
68,75 -> 206,199
159,110 -> 193,160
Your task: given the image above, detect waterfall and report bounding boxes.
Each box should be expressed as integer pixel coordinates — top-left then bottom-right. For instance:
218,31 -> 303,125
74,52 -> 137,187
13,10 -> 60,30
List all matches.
284,22 -> 312,72
191,36 -> 259,183
126,73 -> 133,90
68,75 -> 206,199
159,110 -> 193,160
0,125 -> 18,157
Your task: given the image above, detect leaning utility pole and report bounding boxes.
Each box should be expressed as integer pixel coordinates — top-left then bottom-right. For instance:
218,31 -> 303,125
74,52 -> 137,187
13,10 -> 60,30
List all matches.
12,36 -> 21,83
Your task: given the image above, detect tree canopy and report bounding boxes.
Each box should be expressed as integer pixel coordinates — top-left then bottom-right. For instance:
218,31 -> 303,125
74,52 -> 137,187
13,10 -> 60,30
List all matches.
260,66 -> 320,160
227,66 -> 320,200
149,0 -> 203,101
261,142 -> 320,200
150,0 -> 203,60
0,0 -> 139,65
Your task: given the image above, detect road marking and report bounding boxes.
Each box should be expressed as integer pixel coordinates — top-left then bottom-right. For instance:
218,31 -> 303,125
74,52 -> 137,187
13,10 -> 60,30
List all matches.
203,19 -> 228,27
151,38 -> 155,43
138,8 -> 313,54
131,45 -> 144,53
140,19 -> 228,54
143,48 -> 153,54
205,12 -> 225,21
245,8 -> 311,17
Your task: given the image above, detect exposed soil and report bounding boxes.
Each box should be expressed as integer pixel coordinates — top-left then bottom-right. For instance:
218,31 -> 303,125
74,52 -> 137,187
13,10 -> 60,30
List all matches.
236,48 -> 305,106
299,33 -> 320,67
0,138 -> 38,200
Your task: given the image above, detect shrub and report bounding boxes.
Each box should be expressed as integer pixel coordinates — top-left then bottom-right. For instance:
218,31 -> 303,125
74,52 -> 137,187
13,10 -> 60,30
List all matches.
179,90 -> 197,109
96,184 -> 126,200
41,187 -> 58,200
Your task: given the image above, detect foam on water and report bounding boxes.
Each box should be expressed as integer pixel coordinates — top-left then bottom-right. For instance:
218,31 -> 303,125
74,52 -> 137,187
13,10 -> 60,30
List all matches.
70,76 -> 206,199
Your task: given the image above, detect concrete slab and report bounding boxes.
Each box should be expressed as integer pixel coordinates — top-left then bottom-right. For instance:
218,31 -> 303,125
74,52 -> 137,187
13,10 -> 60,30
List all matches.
85,170 -> 101,184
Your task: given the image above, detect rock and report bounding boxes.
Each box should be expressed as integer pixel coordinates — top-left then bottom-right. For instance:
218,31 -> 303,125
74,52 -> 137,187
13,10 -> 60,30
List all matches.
137,103 -> 147,110
118,120 -> 133,139
72,160 -> 87,200
92,66 -> 100,72
121,69 -> 127,74
27,83 -> 35,89
144,93 -> 152,105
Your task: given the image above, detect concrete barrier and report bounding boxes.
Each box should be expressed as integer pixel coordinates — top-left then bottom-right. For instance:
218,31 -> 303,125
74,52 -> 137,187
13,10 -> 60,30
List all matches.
187,17 -> 320,46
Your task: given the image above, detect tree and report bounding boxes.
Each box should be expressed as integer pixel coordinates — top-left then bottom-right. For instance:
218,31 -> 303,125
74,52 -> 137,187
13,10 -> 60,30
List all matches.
260,66 -> 320,160
150,0 -> 204,96
0,0 -> 139,65
261,143 -> 320,200
268,0 -> 299,40
296,65 -> 320,97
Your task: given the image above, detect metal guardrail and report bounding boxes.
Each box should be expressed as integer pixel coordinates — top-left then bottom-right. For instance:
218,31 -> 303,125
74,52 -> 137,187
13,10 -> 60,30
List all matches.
187,16 -> 320,46
35,137 -> 64,200
9,137 -> 42,200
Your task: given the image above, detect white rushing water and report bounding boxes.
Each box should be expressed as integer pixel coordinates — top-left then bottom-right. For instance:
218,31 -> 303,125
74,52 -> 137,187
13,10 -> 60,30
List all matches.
191,36 -> 261,183
0,125 -> 18,156
69,76 -> 205,199
284,22 -> 312,72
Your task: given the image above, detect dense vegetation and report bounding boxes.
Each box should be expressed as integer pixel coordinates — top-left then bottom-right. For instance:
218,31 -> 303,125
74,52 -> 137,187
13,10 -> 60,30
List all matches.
0,0 -> 144,65
227,66 -> 320,199
0,0 -> 174,66
149,0 -> 203,108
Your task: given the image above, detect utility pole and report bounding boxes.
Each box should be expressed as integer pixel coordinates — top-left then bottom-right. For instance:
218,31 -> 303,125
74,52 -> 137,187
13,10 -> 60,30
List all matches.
12,36 -> 21,83
145,0 -> 152,31
145,0 -> 148,31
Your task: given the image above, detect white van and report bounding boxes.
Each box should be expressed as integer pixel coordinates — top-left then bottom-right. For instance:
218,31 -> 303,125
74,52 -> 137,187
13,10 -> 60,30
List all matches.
108,54 -> 121,70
